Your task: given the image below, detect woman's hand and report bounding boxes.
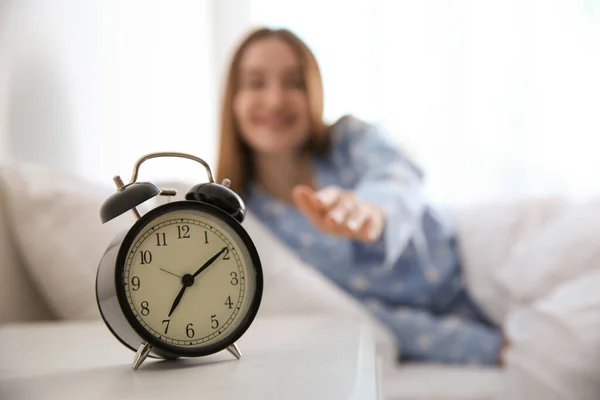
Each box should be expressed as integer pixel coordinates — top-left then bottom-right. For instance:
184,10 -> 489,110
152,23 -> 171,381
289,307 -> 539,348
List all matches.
292,185 -> 385,243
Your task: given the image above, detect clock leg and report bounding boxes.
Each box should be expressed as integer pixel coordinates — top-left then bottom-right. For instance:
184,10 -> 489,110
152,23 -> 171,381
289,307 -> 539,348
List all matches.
132,342 -> 152,370
226,343 -> 242,360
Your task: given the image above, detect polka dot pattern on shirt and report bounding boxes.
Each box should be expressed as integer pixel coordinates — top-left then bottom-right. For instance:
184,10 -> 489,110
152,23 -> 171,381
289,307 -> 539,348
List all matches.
365,298 -> 384,312
349,274 -> 371,292
425,268 -> 441,284
417,334 -> 432,351
442,317 -> 460,331
299,233 -> 315,249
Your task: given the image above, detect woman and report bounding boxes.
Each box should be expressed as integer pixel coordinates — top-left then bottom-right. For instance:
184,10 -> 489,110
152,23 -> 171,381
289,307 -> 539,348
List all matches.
216,27 -> 504,365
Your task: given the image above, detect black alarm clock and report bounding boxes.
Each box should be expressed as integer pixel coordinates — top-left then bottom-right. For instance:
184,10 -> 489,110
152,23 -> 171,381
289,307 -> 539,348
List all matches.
95,152 -> 263,370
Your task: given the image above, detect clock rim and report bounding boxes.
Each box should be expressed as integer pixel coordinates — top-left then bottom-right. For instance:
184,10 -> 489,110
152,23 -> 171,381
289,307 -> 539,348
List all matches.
114,200 -> 263,358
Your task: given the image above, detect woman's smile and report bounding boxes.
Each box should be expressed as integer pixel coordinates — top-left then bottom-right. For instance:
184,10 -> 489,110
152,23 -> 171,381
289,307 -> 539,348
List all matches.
253,114 -> 296,130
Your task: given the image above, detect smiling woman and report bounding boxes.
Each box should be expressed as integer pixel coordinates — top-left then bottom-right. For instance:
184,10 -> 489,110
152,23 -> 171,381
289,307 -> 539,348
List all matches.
234,37 -> 310,153
217,28 -> 329,201
214,27 -> 507,366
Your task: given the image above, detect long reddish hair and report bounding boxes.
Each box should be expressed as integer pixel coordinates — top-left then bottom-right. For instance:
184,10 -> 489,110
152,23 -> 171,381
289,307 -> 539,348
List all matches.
215,27 -> 330,197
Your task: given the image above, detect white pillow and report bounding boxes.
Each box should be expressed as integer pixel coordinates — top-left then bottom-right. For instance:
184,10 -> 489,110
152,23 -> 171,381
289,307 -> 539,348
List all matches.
500,268 -> 600,399
495,198 -> 600,310
0,162 -> 135,319
489,198 -> 600,399
451,196 -> 570,325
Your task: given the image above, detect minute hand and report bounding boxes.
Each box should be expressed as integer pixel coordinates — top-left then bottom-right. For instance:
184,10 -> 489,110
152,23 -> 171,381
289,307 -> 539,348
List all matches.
192,247 -> 228,278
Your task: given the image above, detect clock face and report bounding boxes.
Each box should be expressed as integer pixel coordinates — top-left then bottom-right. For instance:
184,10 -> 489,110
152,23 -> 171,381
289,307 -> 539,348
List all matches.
116,202 -> 261,356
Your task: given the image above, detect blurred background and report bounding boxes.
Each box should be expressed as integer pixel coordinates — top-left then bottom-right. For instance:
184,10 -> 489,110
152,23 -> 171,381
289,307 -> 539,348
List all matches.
0,0 -> 599,206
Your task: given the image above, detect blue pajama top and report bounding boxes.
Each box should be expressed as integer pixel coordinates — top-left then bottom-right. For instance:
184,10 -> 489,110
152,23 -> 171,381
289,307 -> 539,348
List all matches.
246,116 -> 503,365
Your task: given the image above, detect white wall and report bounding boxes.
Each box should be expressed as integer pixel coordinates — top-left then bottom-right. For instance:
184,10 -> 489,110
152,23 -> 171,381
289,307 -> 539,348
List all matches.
98,0 -> 215,187
0,0 -> 216,188
0,0 -> 90,172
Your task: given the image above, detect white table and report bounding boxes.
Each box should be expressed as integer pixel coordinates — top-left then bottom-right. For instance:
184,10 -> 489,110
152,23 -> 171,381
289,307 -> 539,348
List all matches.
0,315 -> 380,399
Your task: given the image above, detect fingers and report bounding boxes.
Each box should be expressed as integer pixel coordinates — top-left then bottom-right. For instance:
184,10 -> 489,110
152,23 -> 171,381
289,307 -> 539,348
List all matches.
294,185 -> 348,234
292,185 -> 315,214
327,198 -> 385,242
364,204 -> 386,242
346,205 -> 370,235
314,186 -> 343,209
344,203 -> 384,242
292,185 -> 326,229
297,185 -> 325,211
356,211 -> 384,243
293,185 -> 385,243
326,192 -> 356,234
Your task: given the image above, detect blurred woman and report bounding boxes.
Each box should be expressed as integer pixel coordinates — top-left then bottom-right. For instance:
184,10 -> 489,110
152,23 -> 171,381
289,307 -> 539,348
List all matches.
216,27 -> 504,365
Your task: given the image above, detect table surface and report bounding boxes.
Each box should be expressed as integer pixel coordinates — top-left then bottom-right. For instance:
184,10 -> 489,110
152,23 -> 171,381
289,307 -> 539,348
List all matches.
0,315 -> 380,400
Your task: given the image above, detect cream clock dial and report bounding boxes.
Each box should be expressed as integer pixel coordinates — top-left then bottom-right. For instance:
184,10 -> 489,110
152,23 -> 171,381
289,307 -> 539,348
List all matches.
123,209 -> 255,349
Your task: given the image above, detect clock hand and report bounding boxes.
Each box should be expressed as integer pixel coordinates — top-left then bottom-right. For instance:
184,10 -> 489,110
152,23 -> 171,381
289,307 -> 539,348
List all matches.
192,247 -> 228,278
160,268 -> 182,279
168,285 -> 188,317
166,247 -> 228,317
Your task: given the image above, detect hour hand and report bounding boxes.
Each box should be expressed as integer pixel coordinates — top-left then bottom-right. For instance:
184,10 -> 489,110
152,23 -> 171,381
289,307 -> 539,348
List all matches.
168,285 -> 187,317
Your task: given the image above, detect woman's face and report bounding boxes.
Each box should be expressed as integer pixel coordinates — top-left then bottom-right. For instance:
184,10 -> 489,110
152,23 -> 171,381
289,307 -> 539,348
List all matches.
233,37 -> 311,155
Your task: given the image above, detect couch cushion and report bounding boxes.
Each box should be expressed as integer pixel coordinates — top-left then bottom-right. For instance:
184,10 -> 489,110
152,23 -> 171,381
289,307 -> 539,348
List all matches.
0,165 -> 54,324
0,162 -> 135,319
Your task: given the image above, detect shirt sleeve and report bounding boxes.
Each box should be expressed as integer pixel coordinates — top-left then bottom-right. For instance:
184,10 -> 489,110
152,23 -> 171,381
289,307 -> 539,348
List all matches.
332,116 -> 427,268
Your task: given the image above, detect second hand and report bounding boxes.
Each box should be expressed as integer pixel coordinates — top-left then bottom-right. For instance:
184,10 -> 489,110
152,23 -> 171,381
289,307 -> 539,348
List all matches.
160,268 -> 182,279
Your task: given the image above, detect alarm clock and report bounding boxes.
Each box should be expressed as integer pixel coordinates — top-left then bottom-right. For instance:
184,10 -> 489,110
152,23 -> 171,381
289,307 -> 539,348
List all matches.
95,152 -> 263,370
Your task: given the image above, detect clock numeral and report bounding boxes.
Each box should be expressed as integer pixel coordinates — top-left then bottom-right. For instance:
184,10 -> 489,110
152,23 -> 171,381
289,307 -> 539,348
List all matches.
155,232 -> 167,247
211,314 -> 219,329
230,271 -> 239,286
177,225 -> 191,239
204,231 -> 209,244
131,276 -> 140,291
162,319 -> 170,334
140,301 -> 150,316
186,323 -> 195,338
225,295 -> 233,309
139,250 -> 152,265
223,247 -> 231,260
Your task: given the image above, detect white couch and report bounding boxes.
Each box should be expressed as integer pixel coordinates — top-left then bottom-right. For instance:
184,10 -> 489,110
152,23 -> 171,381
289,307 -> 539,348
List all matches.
2,161 -> 600,400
